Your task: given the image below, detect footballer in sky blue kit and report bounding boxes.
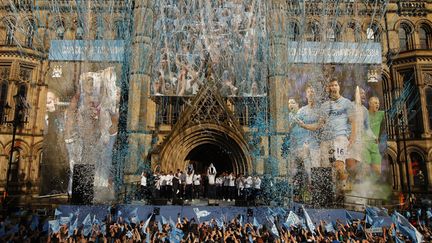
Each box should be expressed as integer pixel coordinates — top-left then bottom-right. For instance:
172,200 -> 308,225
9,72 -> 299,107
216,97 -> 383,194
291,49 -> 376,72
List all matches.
319,79 -> 355,188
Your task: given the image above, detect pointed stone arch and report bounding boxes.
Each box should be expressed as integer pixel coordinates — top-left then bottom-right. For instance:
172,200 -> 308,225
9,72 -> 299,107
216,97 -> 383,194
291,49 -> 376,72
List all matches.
156,84 -> 252,174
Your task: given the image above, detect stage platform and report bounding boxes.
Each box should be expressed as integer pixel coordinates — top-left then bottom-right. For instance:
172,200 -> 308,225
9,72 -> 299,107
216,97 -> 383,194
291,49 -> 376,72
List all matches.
56,203 -> 393,226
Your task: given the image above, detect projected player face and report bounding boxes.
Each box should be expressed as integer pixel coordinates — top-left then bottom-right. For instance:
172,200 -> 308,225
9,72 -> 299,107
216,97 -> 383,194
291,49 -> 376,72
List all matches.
46,91 -> 58,113
82,75 -> 94,95
369,97 -> 380,112
328,80 -> 340,99
305,86 -> 315,102
360,88 -> 366,104
288,98 -> 299,112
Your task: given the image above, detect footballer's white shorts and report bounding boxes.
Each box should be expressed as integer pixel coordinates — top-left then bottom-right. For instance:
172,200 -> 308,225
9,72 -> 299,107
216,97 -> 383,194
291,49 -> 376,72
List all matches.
320,136 -> 349,167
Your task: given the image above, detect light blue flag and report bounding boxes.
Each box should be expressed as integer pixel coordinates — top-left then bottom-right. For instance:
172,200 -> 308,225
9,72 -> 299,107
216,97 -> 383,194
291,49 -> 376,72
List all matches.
49,220 -> 60,234
83,224 -> 92,236
248,234 -> 253,243
345,210 -> 354,222
271,223 -> 279,237
60,216 -> 71,226
169,217 -> 176,228
126,230 -> 133,238
371,218 -> 384,228
30,215 -> 40,231
365,214 -> 374,225
161,215 -> 167,225
82,213 -> 92,226
285,211 -> 301,227
130,208 -> 138,217
427,210 -> 432,219
365,206 -> 379,217
131,216 -> 139,224
393,211 -> 423,243
215,218 -> 223,229
395,235 -> 404,243
267,207 -> 277,216
253,217 -> 261,228
54,208 -> 62,217
141,213 -> 153,235
158,221 -> 163,232
193,208 -> 211,222
239,215 -> 243,226
92,215 -> 100,225
100,222 -> 106,236
325,222 -> 336,233
69,218 -> 78,237
302,205 -> 315,234
169,227 -> 184,243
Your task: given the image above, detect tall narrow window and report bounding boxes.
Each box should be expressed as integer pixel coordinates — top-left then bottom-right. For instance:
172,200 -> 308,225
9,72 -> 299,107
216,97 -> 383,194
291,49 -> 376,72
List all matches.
410,152 -> 428,188
426,86 -> 432,131
115,20 -> 125,40
9,150 -> 20,184
403,72 -> 423,138
26,20 -> 35,47
56,20 -> 65,40
367,23 -> 380,42
308,22 -> 320,41
287,22 -> 299,41
419,25 -> 431,49
5,19 -> 15,45
0,81 -> 8,123
399,24 -> 412,51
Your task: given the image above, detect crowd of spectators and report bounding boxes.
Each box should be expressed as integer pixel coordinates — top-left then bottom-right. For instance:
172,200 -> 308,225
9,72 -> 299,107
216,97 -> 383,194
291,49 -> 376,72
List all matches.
0,205 -> 430,242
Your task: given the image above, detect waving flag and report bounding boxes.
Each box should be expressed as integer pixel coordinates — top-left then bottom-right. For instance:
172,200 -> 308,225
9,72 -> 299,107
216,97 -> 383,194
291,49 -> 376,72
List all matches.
60,216 -> 71,226
365,214 -> 374,225
161,215 -> 167,225
141,213 -> 153,235
193,208 -> 211,221
169,227 -> 184,243
271,223 -> 279,237
427,210 -> 432,219
169,217 -> 176,228
54,208 -> 62,217
253,217 -> 261,229
285,211 -> 301,228
371,218 -> 384,228
130,208 -> 138,217
325,222 -> 336,233
239,215 -> 243,226
48,220 -> 60,234
393,211 -> 423,243
345,210 -> 354,222
69,218 -> 78,237
302,205 -> 315,234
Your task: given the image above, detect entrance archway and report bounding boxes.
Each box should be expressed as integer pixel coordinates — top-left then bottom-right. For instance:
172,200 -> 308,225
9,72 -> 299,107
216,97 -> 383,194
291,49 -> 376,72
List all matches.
158,123 -> 252,175
185,143 -> 234,175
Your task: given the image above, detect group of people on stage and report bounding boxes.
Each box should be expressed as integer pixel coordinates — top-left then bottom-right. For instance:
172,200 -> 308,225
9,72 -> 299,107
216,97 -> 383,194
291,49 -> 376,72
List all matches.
284,78 -> 385,194
139,163 -> 262,203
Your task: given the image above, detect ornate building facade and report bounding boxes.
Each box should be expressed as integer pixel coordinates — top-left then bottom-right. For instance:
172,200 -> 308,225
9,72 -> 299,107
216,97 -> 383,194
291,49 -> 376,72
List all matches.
0,0 -> 430,204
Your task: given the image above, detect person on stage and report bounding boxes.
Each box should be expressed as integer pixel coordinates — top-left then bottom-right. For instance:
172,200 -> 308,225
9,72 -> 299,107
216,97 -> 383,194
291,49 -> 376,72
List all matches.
207,163 -> 217,199
193,173 -> 201,199
140,171 -> 148,201
185,164 -> 194,201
